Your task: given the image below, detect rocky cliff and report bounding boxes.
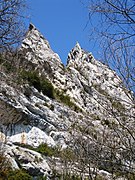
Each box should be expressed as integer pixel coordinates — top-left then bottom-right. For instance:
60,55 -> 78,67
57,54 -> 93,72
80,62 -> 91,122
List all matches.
0,24 -> 134,179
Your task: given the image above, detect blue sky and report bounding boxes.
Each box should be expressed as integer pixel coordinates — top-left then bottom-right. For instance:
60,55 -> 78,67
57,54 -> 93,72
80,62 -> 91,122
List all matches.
25,0 -> 96,64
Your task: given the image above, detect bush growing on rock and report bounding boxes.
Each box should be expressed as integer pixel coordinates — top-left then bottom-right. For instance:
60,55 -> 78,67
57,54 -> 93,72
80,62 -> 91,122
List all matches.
2,169 -> 32,180
35,143 -> 57,157
21,70 -> 55,99
21,70 -> 82,111
54,89 -> 82,112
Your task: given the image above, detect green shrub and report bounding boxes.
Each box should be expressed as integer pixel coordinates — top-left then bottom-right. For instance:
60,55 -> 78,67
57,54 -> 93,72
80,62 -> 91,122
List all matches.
62,173 -> 81,180
115,171 -> 135,180
60,148 -> 76,162
112,100 -> 125,112
35,143 -> 56,157
54,89 -> 71,105
95,175 -> 104,180
0,60 -> 16,73
21,71 -> 54,99
13,142 -> 57,157
54,89 -> 82,112
7,169 -> 32,180
50,104 -> 54,111
13,142 -> 34,150
126,173 -> 135,180
21,71 -> 82,111
41,78 -> 54,99
101,119 -> 110,126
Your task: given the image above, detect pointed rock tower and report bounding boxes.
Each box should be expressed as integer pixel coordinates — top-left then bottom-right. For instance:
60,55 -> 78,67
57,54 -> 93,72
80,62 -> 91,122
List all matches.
19,23 -> 64,80
67,42 -> 83,65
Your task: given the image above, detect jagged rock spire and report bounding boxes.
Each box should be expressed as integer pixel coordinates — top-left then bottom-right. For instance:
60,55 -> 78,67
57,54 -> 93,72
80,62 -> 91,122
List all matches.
74,41 -> 82,51
22,23 -> 51,49
29,23 -> 36,31
66,42 -> 83,65
21,23 -> 62,65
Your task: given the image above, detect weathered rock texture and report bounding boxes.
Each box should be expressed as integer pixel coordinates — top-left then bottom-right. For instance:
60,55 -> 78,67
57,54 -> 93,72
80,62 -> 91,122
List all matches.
0,23 -> 134,179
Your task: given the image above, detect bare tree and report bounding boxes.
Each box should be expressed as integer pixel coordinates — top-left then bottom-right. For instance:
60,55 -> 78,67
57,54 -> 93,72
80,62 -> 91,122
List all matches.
83,2 -> 135,176
0,0 -> 26,52
68,113 -> 135,179
0,0 -> 26,176
87,0 -> 135,92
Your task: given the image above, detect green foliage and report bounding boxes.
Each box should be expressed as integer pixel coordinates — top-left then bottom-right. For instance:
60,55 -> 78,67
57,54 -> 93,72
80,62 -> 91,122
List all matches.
101,119 -> 110,126
35,143 -> 57,157
112,100 -> 125,112
95,175 -> 104,180
62,174 -> 81,180
14,142 -> 57,157
21,70 -> 82,110
14,142 -> 34,151
3,62 -> 13,72
115,171 -> 135,180
54,89 -> 72,105
21,70 -> 54,99
49,104 -> 55,111
41,79 -> 54,99
0,58 -> 16,73
7,169 -> 32,180
60,148 -> 76,163
54,89 -> 82,112
126,173 -> 135,180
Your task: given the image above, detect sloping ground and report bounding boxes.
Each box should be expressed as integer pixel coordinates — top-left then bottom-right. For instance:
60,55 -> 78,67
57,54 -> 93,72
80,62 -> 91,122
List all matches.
0,24 -> 134,179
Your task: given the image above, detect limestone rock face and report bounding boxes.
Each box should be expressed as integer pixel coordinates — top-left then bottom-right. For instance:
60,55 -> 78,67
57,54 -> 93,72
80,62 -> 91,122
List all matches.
0,24 -> 134,178
5,143 -> 51,177
20,23 -> 64,83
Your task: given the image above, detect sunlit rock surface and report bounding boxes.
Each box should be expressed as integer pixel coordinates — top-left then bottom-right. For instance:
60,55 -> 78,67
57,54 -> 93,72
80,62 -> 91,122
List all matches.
0,24 -> 134,179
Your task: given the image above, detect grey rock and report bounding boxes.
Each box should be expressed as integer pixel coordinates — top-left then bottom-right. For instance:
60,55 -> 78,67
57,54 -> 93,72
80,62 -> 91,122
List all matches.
0,24 -> 134,179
